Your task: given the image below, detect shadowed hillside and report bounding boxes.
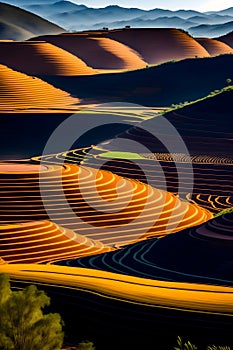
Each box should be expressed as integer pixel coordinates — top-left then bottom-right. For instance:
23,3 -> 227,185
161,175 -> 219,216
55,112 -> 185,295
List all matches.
61,212 -> 233,285
0,64 -> 79,110
0,23 -> 32,41
30,33 -> 147,70
196,37 -> 233,56
101,86 -> 233,161
41,54 -> 233,107
0,41 -> 95,75
0,2 -> 64,40
50,88 -> 233,214
217,31 -> 233,47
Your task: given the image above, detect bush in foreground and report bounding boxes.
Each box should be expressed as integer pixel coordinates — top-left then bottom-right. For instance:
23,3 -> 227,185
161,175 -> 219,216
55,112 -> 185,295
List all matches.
0,274 -> 64,350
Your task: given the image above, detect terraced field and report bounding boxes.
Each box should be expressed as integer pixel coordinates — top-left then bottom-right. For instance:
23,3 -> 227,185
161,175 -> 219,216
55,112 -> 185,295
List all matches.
1,262 -> 232,350
37,146 -> 233,214
2,263 -> 233,314
0,41 -> 95,75
0,12 -> 232,349
68,88 -> 232,213
0,220 -> 111,264
61,212 -> 233,286
0,161 -> 211,247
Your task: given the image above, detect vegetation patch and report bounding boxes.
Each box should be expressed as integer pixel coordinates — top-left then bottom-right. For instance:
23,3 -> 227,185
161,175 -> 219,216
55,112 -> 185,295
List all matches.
98,151 -> 147,160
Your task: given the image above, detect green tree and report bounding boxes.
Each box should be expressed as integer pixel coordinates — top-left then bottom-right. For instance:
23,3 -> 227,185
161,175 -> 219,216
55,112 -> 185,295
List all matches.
0,274 -> 64,350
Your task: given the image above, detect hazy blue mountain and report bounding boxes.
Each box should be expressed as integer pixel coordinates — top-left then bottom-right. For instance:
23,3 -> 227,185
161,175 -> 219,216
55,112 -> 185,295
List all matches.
91,16 -> 195,30
189,21 -> 233,38
26,1 -> 87,18
24,1 -> 87,19
218,7 -> 233,16
170,9 -> 201,19
1,0 -> 233,35
206,7 -> 233,16
188,14 -> 233,24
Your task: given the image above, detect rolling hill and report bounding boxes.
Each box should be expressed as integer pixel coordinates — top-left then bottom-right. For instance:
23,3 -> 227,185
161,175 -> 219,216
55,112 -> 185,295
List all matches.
100,28 -> 209,65
41,54 -> 233,107
0,41 -> 96,75
0,64 -> 79,110
30,34 -> 147,70
0,22 -> 33,41
196,38 -> 233,56
0,2 -> 65,40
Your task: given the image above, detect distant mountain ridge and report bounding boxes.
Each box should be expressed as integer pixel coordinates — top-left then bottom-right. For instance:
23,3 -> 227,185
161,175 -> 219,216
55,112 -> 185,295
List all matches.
189,20 -> 233,37
1,0 -> 233,37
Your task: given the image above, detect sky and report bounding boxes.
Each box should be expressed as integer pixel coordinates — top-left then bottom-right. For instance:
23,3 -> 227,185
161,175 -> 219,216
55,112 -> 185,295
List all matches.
72,0 -> 233,11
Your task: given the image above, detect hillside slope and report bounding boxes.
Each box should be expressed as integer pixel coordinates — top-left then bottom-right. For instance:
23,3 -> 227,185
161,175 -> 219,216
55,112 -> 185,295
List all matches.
0,64 -> 79,110
69,88 -> 233,214
31,33 -> 147,70
65,212 -> 233,285
217,31 -> 233,47
106,86 -> 233,155
41,54 -> 233,107
0,2 -> 64,40
0,41 -> 95,75
196,37 -> 233,56
104,28 -> 209,64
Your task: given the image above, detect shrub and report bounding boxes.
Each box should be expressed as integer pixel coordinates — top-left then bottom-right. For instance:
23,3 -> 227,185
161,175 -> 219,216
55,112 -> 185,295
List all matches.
174,337 -> 231,350
174,336 -> 197,350
0,274 -> 64,350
